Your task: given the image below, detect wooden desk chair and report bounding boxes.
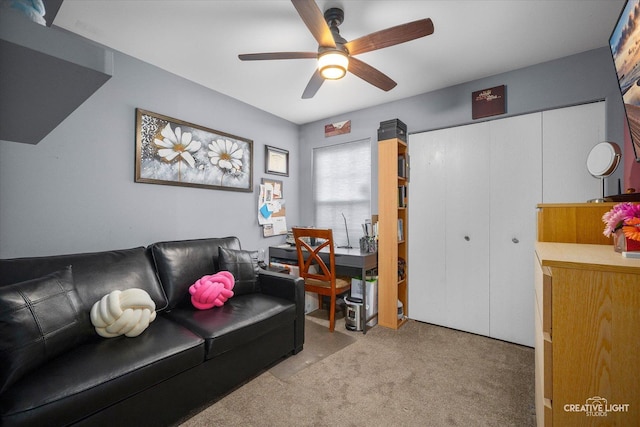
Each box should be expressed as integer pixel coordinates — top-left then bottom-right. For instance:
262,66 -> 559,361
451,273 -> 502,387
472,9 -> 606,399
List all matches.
292,227 -> 351,332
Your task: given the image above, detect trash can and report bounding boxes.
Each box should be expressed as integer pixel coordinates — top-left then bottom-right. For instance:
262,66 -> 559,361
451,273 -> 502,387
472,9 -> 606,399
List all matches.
344,296 -> 362,331
350,276 -> 378,327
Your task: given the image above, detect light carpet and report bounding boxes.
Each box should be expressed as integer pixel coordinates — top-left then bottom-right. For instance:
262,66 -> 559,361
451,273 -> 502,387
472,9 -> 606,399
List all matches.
269,319 -> 357,380
179,314 -> 535,426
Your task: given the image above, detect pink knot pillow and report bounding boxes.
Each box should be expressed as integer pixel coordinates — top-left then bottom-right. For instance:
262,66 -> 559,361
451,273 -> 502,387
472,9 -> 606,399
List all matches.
189,271 -> 235,310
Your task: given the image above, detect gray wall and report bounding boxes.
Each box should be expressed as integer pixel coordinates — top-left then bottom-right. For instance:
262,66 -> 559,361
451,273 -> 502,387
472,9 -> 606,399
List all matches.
0,51 -> 300,258
0,46 -> 626,258
297,47 -> 626,225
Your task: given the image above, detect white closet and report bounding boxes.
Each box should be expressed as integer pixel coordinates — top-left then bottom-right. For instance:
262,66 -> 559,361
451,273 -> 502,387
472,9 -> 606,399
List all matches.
408,102 -> 605,347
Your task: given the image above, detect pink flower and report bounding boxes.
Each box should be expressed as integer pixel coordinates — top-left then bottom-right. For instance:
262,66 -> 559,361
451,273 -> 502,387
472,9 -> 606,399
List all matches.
602,202 -> 640,239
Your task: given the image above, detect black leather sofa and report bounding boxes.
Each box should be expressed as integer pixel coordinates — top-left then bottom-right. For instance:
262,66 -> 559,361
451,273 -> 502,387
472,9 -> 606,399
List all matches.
0,237 -> 304,427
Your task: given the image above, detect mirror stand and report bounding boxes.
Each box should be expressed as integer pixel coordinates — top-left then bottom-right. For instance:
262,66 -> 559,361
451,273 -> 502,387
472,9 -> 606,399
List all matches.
586,142 -> 621,203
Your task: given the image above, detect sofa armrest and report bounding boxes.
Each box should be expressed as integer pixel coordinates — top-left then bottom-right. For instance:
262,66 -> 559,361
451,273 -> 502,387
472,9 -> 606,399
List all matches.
257,270 -> 305,353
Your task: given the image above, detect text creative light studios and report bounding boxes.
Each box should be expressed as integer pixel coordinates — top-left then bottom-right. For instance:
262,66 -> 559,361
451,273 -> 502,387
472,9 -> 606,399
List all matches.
563,396 -> 630,417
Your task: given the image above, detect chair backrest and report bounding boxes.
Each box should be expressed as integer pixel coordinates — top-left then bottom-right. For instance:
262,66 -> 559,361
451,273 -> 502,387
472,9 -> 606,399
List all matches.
292,227 -> 336,284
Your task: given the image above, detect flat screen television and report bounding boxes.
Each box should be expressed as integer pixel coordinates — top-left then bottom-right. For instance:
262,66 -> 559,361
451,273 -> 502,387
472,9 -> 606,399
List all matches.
610,0 -> 640,162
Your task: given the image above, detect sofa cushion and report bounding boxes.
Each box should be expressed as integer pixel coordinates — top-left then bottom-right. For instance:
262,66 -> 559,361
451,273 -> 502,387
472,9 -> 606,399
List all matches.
0,247 -> 168,318
90,288 -> 157,338
218,247 -> 260,295
165,293 -> 296,359
0,266 -> 89,394
150,237 -> 241,309
189,271 -> 235,310
0,316 -> 204,427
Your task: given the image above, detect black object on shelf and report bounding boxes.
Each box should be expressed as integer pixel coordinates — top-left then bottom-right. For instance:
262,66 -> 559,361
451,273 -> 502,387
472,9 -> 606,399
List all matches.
377,118 -> 407,142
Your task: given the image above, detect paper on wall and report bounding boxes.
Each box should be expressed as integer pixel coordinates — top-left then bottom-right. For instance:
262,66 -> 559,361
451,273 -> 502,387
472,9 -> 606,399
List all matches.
272,216 -> 287,235
258,183 -> 287,234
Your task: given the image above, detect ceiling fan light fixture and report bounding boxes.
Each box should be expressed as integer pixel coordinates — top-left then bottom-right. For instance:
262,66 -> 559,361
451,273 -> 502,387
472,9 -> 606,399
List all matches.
318,50 -> 349,80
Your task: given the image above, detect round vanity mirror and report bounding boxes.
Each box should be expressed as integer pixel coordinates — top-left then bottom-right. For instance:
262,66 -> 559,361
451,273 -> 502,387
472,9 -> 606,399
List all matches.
587,142 -> 621,178
586,142 -> 621,202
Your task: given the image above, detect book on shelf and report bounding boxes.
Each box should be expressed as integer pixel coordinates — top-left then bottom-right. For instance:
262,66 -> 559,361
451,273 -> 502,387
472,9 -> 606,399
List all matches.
398,185 -> 408,207
397,218 -> 404,242
398,155 -> 406,178
398,257 -> 406,281
398,154 -> 409,180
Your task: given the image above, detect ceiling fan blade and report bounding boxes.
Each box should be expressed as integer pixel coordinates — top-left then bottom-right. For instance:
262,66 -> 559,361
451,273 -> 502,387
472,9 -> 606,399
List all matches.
302,69 -> 324,99
348,57 -> 397,92
238,52 -> 317,61
345,18 -> 434,56
291,0 -> 336,48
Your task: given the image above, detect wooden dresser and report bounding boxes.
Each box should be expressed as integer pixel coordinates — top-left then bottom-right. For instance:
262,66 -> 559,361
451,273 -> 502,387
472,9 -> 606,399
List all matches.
534,242 -> 640,426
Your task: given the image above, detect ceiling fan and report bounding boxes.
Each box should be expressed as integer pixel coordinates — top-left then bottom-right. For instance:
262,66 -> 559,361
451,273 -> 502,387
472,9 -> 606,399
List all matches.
238,0 -> 434,99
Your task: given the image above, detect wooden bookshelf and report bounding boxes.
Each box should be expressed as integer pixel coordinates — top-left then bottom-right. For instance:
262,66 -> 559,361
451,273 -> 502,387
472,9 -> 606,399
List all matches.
378,137 -> 408,329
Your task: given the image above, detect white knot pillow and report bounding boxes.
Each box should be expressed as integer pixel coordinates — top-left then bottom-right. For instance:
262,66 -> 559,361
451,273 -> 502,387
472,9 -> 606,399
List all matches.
90,288 -> 157,338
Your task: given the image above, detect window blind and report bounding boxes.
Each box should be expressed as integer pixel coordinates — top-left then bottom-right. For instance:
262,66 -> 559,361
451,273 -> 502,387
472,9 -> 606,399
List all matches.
312,138 -> 371,247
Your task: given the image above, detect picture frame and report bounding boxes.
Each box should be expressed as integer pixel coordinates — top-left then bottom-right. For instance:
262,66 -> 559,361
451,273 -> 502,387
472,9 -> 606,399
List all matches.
472,85 -> 506,120
135,109 -> 253,192
265,145 -> 289,176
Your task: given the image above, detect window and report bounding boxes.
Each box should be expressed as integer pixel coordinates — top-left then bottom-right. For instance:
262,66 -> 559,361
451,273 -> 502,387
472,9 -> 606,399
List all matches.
312,139 -> 371,247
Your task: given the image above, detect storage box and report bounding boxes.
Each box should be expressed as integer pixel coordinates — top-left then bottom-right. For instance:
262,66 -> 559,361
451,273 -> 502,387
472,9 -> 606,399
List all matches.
304,292 -> 319,314
377,118 -> 407,142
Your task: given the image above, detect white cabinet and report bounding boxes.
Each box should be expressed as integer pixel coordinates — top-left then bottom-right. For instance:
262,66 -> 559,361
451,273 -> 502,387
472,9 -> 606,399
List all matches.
408,102 -> 604,347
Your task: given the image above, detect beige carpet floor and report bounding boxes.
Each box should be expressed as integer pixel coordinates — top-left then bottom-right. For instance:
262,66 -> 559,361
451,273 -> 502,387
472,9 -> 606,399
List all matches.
180,313 -> 535,426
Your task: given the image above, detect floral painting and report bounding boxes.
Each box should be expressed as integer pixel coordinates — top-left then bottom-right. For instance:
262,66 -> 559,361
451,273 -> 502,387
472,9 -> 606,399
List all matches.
135,109 -> 253,192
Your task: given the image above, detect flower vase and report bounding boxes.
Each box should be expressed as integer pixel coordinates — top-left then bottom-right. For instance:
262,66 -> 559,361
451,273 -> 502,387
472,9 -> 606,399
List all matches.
613,229 -> 640,253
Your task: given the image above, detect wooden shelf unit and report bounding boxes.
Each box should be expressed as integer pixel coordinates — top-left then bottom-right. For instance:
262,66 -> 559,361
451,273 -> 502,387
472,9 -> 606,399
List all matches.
378,137 -> 408,329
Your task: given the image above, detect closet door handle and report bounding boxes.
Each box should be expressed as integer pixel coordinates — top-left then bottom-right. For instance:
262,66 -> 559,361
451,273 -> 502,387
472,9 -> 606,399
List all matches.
512,237 -> 519,244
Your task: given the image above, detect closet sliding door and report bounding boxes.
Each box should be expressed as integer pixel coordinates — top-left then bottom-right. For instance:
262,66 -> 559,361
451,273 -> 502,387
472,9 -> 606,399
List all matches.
444,123 -> 491,336
407,128 -> 448,327
489,114 -> 542,346
408,122 -> 490,336
408,102 -> 603,346
408,113 -> 540,347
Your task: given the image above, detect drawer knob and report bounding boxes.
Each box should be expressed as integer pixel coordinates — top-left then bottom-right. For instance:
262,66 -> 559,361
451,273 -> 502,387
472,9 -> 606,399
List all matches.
512,238 -> 519,244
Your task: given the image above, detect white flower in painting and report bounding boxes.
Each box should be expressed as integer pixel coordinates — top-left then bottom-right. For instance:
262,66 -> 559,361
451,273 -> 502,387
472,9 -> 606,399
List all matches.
208,139 -> 244,172
154,123 -> 202,168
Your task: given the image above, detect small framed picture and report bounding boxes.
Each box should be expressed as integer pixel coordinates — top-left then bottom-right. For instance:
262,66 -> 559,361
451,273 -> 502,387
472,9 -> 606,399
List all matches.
265,145 -> 289,176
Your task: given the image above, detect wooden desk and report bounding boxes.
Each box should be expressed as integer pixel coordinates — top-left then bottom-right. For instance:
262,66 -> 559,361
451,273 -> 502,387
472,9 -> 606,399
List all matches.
269,244 -> 378,333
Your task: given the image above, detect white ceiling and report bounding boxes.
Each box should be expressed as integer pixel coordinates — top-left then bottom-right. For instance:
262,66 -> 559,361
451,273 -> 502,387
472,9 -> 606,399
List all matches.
53,0 -> 625,125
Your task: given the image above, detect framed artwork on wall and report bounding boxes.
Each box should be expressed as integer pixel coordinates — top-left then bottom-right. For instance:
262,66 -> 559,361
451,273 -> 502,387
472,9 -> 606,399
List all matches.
135,109 -> 253,192
472,85 -> 506,120
265,145 -> 289,176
